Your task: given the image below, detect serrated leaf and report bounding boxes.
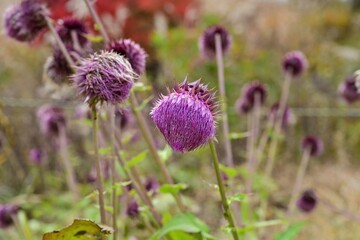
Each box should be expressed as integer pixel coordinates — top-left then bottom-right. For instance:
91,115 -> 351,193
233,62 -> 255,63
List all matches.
219,164 -> 237,178
149,213 -> 214,240
42,219 -> 112,240
275,222 -> 305,240
125,151 -> 147,170
159,183 -> 187,195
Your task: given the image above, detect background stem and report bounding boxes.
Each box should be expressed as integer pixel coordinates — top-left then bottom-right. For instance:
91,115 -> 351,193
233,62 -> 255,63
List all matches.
83,0 -> 110,44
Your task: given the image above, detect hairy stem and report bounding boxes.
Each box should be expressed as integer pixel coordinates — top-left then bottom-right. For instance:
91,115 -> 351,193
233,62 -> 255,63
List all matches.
209,140 -> 239,240
92,106 -> 107,224
215,34 -> 234,168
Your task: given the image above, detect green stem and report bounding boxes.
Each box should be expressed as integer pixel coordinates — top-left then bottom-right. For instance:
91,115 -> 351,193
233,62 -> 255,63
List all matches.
209,140 -> 239,240
83,0 -> 110,44
129,91 -> 185,212
92,106 -> 107,224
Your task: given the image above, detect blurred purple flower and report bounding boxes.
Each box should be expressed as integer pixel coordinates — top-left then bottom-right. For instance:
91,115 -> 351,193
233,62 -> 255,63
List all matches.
242,81 -> 267,107
151,78 -> 217,152
107,39 -> 148,75
199,25 -> 231,59
72,51 -> 137,107
235,97 -> 252,115
37,105 -> 66,138
338,76 -> 360,104
126,199 -> 139,218
302,135 -> 324,157
56,17 -> 90,49
115,107 -> 132,129
268,103 -> 293,129
74,104 -> 91,120
87,160 -> 110,183
144,177 -> 159,194
282,51 -> 308,78
3,0 -> 49,42
44,46 -> 81,85
297,190 -> 317,213
0,204 -> 19,228
29,148 -> 44,164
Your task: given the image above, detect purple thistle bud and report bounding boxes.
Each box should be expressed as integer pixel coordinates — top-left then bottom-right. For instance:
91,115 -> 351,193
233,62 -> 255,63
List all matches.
126,199 -> 139,218
107,39 -> 148,75
3,0 -> 49,42
72,51 -> 137,106
338,76 -> 360,104
87,160 -> 110,183
44,46 -> 80,85
199,25 -> 232,59
150,78 -> 217,152
301,135 -> 324,157
242,81 -> 267,106
0,204 -> 19,228
268,103 -> 293,129
144,177 -> 159,194
29,148 -> 44,164
36,105 -> 66,138
282,51 -> 308,78
56,17 -> 90,48
297,190 -> 317,213
235,97 -> 252,115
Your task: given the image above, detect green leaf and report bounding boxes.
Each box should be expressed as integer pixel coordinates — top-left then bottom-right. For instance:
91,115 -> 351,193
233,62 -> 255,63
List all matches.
86,35 -> 103,43
149,213 -> 214,240
159,183 -> 188,195
219,164 -> 237,178
275,222 -> 305,240
229,132 -> 250,140
99,147 -> 111,156
227,193 -> 247,205
135,96 -> 153,112
42,219 -> 112,240
125,151 -> 147,170
158,145 -> 172,162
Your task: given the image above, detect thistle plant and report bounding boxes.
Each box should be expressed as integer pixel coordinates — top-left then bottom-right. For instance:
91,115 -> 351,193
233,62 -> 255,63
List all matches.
200,25 -> 234,167
297,190 -> 317,213
338,75 -> 360,104
72,50 -> 137,225
151,78 -> 239,240
287,135 -> 323,215
0,204 -> 19,228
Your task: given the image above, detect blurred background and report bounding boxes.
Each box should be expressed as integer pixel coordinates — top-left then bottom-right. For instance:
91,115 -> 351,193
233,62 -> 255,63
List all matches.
1,0 -> 360,239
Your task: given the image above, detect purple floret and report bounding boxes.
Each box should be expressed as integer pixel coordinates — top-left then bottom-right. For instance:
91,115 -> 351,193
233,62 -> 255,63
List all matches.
199,25 -> 231,59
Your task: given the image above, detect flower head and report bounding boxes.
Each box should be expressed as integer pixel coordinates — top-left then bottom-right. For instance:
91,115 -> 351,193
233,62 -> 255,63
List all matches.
0,204 -> 19,228
338,76 -> 360,104
302,135 -> 324,157
199,25 -> 231,59
72,51 -> 137,106
282,51 -> 308,78
107,39 -> 148,75
297,190 -> 317,213
56,17 -> 90,48
29,148 -> 44,164
235,97 -> 252,115
3,0 -> 49,42
37,105 -> 66,138
126,199 -> 139,218
151,78 -> 217,152
242,81 -> 267,106
144,177 -> 159,194
44,46 -> 80,85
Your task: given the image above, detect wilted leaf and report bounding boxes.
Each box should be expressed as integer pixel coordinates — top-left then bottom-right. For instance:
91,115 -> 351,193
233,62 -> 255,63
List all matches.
42,219 -> 112,240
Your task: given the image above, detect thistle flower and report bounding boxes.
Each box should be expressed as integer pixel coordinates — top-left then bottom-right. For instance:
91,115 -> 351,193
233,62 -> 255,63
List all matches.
235,97 -> 252,115
3,0 -> 49,42
338,76 -> 360,104
242,81 -> 267,106
301,135 -> 324,157
107,39 -> 148,75
150,78 -> 217,152
44,46 -> 80,85
199,25 -> 231,59
144,177 -> 159,194
126,199 -> 139,218
56,17 -> 90,48
268,103 -> 293,129
37,105 -> 66,138
29,148 -> 44,164
282,51 -> 308,78
0,204 -> 19,228
297,190 -> 317,213
72,51 -> 137,107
